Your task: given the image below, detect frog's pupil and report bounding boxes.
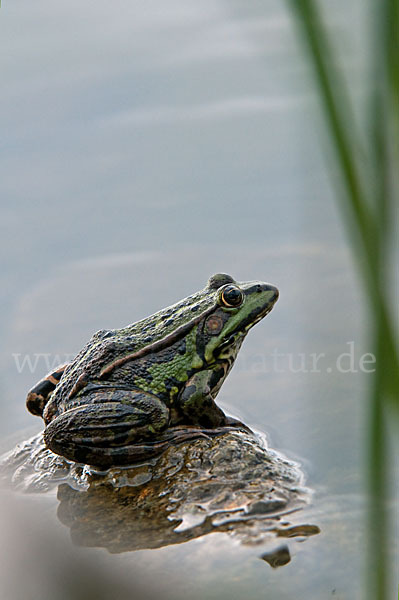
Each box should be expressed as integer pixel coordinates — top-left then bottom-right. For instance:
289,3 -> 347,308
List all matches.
222,286 -> 243,307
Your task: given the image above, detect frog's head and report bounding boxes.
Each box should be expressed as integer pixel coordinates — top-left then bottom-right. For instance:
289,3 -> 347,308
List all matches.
91,273 -> 278,389
197,273 -> 279,366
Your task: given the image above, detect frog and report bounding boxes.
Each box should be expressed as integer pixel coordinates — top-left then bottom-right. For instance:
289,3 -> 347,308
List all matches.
26,273 -> 279,467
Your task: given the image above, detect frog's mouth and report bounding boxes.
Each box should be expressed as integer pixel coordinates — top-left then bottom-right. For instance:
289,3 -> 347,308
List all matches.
215,284 -> 278,354
230,284 -> 279,331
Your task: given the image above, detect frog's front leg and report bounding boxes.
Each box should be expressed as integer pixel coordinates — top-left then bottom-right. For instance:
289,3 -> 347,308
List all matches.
44,390 -> 169,466
178,369 -> 227,428
26,364 -> 69,417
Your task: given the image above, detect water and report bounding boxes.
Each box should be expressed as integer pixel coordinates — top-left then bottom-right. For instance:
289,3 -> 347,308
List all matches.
0,1 -> 396,598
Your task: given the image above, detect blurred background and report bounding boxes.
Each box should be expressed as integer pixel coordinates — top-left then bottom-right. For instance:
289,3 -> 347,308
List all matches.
0,1 -> 397,599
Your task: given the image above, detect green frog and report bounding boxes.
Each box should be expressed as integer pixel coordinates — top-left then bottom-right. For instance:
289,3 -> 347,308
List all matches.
26,274 -> 279,467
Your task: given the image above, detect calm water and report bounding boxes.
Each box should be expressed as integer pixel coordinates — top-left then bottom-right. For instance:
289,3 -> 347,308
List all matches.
0,1 -> 396,598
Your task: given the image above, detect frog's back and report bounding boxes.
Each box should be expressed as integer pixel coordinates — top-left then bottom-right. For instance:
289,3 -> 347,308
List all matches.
44,287 -> 217,417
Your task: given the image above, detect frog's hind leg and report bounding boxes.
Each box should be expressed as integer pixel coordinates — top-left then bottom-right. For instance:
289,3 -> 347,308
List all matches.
43,393 -> 170,467
26,364 -> 69,417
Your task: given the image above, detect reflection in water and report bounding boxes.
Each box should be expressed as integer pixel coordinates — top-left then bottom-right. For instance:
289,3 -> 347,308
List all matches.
1,428 -> 319,557
261,545 -> 291,568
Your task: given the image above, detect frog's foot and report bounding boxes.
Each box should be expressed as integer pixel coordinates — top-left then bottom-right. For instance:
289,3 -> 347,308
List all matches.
44,412 -> 251,468
44,428 -> 212,468
45,435 -> 174,468
47,422 -> 251,468
44,394 -> 170,466
157,421 -> 253,446
26,364 -> 69,417
224,415 -> 251,430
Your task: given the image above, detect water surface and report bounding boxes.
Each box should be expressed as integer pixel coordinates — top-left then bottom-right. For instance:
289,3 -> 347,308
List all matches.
0,1 -> 396,598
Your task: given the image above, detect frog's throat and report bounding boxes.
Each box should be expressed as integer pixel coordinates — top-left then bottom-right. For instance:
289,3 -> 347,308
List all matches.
68,304 -> 218,399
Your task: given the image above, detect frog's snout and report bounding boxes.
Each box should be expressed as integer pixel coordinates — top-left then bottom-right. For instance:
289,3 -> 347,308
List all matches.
257,283 -> 279,304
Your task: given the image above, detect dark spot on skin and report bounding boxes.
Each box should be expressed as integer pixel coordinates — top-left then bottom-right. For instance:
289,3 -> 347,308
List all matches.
34,379 -> 58,397
182,385 -> 196,397
104,341 -> 117,352
164,376 -> 184,395
209,367 -> 226,390
195,331 -> 207,363
52,370 -> 64,382
190,305 -> 200,312
207,273 -> 236,290
177,340 -> 186,355
94,329 -> 106,338
102,331 -> 114,339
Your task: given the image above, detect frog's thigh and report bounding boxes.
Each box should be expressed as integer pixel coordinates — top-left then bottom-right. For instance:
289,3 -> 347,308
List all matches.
44,392 -> 169,458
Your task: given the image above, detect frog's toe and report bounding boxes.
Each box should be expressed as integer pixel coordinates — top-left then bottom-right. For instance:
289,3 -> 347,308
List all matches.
26,364 -> 68,417
26,391 -> 46,417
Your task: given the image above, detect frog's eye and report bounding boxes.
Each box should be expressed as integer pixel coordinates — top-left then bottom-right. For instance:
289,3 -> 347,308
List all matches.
219,285 -> 244,308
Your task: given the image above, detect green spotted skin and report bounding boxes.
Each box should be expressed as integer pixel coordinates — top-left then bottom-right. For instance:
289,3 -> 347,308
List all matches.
27,274 -> 279,467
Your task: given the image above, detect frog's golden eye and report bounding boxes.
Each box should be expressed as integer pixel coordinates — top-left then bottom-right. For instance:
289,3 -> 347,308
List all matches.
219,285 -> 244,308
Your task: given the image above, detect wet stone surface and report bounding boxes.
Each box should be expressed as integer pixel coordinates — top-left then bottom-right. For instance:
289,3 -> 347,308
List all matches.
0,428 -> 319,554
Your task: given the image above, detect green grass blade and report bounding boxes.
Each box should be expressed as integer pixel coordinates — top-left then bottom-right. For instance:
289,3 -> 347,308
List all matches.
285,2 -> 399,599
286,0 -> 399,404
